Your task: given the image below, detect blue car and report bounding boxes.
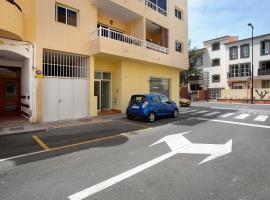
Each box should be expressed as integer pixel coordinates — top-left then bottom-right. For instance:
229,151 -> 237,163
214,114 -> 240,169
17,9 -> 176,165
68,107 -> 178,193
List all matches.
126,94 -> 179,123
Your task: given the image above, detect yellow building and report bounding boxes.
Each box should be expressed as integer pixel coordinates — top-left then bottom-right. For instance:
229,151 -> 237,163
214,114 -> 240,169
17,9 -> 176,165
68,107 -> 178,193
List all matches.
0,0 -> 188,123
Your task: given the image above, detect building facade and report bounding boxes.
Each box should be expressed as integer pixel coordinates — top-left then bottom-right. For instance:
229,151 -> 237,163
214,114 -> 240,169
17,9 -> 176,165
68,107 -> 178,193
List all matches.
194,34 -> 270,100
0,0 -> 188,122
193,36 -> 238,100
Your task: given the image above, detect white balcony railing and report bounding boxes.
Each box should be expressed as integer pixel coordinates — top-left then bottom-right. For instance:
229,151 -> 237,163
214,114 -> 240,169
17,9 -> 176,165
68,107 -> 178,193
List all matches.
91,27 -> 169,54
145,41 -> 169,54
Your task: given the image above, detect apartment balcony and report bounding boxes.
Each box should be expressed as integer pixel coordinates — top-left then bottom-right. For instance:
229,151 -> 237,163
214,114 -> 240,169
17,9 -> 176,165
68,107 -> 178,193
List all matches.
91,0 -> 167,18
0,0 -> 23,40
227,72 -> 251,81
258,69 -> 270,76
89,27 -> 179,67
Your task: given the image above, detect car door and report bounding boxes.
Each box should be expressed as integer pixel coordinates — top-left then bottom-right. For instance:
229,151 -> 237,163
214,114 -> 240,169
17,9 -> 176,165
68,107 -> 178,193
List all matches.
151,96 -> 162,116
159,95 -> 172,115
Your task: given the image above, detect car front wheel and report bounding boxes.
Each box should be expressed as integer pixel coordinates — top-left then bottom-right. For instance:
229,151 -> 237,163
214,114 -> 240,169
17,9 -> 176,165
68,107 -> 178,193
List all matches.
173,109 -> 179,118
147,112 -> 156,123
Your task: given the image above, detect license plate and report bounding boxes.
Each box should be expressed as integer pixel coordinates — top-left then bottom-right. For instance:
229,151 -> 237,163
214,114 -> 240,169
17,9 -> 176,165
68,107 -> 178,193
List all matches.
132,106 -> 139,109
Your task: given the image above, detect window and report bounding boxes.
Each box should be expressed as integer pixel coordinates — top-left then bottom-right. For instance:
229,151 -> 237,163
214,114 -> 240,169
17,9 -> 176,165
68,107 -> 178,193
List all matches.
147,0 -> 167,16
195,55 -> 203,67
150,77 -> 170,97
229,46 -> 238,60
261,40 -> 270,55
240,63 -> 251,77
262,80 -> 270,88
160,96 -> 169,103
175,41 -> 183,53
212,42 -> 220,51
43,50 -> 88,78
152,96 -> 160,103
212,74 -> 220,83
212,58 -> 220,67
175,8 -> 182,20
94,71 -> 112,80
229,64 -> 239,78
241,44 -> 250,58
56,4 -> 78,27
259,61 -> 270,75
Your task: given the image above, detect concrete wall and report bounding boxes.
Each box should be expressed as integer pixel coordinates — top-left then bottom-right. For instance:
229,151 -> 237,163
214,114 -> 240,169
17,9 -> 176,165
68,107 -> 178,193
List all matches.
221,89 -> 270,100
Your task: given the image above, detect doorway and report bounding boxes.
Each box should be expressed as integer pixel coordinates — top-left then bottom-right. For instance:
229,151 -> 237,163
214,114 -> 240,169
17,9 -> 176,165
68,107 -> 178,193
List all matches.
94,71 -> 111,111
0,67 -> 21,117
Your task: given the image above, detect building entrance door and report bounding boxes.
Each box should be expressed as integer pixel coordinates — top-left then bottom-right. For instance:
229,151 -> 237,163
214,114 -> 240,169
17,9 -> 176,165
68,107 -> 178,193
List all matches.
94,80 -> 111,111
0,67 -> 21,117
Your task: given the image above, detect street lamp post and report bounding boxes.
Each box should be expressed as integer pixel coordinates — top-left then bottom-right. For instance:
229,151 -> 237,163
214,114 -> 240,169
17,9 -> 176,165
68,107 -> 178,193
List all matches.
248,23 -> 254,104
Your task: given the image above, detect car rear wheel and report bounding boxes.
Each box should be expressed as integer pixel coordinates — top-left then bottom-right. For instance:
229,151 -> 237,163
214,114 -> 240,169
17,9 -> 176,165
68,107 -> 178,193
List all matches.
173,109 -> 179,118
147,112 -> 156,123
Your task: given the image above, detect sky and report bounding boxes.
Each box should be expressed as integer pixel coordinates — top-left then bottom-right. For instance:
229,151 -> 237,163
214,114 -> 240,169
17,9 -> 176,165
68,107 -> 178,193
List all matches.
188,0 -> 270,49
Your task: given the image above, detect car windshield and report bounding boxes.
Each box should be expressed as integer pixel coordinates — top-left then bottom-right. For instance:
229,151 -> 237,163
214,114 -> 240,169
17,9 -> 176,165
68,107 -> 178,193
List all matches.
131,95 -> 146,104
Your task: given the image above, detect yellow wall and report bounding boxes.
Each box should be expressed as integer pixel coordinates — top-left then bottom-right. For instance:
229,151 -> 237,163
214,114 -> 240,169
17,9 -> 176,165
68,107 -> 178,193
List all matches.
120,61 -> 180,112
95,57 -> 180,113
0,0 -> 23,40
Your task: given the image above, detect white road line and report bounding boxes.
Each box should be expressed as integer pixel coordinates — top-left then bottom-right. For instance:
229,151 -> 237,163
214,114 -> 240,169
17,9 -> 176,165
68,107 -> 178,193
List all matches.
195,111 -> 208,114
0,150 -> 45,162
254,115 -> 269,122
68,151 -> 177,200
220,113 -> 235,118
203,111 -> 220,116
234,114 -> 250,120
180,110 -> 197,114
197,118 -> 270,129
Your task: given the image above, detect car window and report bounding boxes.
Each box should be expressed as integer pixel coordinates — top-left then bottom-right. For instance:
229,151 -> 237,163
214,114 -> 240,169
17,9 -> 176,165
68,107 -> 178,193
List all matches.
131,95 -> 145,104
160,96 -> 169,103
152,96 -> 160,103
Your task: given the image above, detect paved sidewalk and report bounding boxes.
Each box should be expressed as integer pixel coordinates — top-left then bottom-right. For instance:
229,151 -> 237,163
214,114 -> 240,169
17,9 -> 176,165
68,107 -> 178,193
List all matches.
0,114 -> 125,136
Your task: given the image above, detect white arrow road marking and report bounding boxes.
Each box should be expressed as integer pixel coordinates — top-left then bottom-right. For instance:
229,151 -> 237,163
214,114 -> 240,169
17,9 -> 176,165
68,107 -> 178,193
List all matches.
234,114 -> 250,119
220,113 -> 235,118
68,151 -> 178,200
254,115 -> 268,122
68,132 -> 232,200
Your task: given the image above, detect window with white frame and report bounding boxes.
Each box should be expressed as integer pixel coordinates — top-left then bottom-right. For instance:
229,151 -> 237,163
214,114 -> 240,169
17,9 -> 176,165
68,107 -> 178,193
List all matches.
229,64 -> 239,78
175,7 -> 182,20
229,46 -> 238,60
240,44 -> 250,58
175,41 -> 183,53
261,40 -> 270,55
240,63 -> 251,77
43,50 -> 88,78
56,4 -> 78,27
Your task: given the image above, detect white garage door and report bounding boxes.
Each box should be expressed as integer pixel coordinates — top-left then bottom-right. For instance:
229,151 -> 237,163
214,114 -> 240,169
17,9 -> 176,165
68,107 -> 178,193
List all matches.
42,50 -> 89,122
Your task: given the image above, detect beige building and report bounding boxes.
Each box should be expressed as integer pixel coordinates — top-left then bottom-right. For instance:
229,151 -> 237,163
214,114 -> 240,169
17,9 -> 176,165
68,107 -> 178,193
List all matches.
0,0 -> 188,122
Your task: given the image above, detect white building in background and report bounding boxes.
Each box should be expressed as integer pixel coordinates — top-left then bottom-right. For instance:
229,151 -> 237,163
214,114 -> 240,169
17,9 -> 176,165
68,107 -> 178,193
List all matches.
194,33 -> 270,100
194,36 -> 238,100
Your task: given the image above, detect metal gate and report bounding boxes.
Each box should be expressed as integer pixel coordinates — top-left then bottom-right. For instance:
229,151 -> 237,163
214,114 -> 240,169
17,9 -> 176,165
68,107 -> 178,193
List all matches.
42,50 -> 89,122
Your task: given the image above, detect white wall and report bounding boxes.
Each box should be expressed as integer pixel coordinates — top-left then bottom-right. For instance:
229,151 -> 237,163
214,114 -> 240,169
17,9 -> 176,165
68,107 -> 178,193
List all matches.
226,35 -> 270,77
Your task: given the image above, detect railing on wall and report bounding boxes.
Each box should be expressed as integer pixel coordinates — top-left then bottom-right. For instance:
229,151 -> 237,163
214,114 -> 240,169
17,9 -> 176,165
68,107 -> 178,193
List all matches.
145,0 -> 167,16
227,72 -> 251,78
91,27 -> 169,55
258,69 -> 270,76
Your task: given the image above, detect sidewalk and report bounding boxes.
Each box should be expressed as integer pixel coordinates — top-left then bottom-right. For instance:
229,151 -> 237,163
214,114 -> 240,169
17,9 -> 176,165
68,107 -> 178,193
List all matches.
0,114 -> 125,136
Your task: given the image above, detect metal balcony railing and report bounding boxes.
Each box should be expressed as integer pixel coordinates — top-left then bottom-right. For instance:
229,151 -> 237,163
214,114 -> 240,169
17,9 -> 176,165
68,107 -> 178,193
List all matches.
145,0 -> 167,16
258,69 -> 270,76
91,27 -> 169,54
227,72 -> 251,78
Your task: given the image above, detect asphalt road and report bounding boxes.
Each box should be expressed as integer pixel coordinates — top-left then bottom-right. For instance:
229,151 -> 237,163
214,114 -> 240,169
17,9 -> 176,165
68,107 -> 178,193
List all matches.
0,102 -> 270,200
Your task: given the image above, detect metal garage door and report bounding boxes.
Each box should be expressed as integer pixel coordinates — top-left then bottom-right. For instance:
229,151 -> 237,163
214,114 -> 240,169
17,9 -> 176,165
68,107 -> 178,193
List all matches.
42,50 -> 89,122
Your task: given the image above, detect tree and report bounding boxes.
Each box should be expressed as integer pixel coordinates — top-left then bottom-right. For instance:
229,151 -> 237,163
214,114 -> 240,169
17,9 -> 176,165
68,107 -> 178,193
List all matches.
180,41 -> 204,85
